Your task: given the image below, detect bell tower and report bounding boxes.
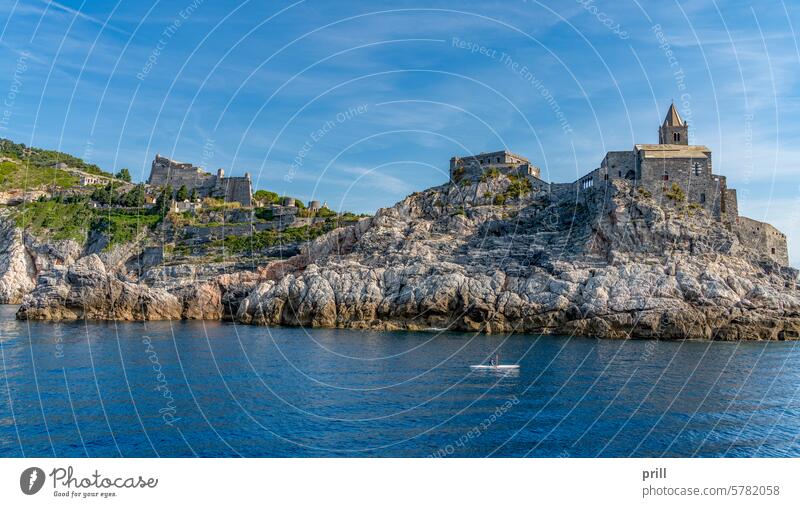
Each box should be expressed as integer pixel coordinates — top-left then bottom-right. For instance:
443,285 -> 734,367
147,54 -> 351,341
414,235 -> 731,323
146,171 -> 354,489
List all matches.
659,103 -> 688,145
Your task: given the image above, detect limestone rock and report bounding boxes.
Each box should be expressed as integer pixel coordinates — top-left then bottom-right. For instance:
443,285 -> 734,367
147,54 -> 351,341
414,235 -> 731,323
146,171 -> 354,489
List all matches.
13,179 -> 800,340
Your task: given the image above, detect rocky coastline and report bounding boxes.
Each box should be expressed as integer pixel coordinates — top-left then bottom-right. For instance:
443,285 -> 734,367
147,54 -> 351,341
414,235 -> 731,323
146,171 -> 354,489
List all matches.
5,175 -> 800,341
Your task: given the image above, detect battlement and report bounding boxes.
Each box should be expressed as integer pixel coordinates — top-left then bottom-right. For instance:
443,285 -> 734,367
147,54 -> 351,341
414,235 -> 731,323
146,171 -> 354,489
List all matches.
147,154 -> 252,206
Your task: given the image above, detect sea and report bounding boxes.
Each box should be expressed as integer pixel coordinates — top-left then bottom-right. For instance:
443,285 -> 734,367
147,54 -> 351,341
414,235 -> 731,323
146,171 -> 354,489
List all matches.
1,305 -> 798,457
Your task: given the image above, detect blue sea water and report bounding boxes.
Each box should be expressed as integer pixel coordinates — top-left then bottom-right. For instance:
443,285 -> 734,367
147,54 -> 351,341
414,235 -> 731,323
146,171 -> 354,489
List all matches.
1,305 -> 799,457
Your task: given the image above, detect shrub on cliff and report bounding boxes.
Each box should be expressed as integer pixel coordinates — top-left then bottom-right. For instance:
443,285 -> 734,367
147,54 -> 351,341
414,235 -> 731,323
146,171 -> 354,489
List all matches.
665,183 -> 686,202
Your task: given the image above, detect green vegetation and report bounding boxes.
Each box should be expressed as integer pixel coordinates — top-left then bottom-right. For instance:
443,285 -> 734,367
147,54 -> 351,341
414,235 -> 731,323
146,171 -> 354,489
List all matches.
665,183 -> 686,202
315,206 -> 337,218
0,137 -> 111,177
637,187 -> 652,198
152,186 -> 174,216
451,166 -> 465,182
10,199 -> 158,246
11,200 -> 94,242
505,174 -> 532,197
253,189 -> 280,204
289,197 -> 306,209
451,207 -> 466,217
212,223 -> 337,254
91,183 -> 145,207
480,167 -> 501,182
176,184 -> 189,201
115,168 -> 132,182
254,207 -> 274,221
491,174 -> 532,206
0,159 -> 78,191
93,210 -> 161,246
297,206 -> 337,218
201,196 -> 241,211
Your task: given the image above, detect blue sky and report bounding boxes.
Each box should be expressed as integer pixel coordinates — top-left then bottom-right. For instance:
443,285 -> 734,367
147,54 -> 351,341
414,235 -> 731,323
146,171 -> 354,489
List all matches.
1,0 -> 800,263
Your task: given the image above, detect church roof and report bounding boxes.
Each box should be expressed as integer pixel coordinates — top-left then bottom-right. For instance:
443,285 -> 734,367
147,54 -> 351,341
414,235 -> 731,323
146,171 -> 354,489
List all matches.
662,103 -> 685,127
636,144 -> 709,159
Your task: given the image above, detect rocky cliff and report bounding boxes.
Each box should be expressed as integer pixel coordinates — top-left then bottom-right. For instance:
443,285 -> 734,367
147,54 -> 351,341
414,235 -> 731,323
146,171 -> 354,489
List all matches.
0,214 -> 82,304
13,176 -> 800,340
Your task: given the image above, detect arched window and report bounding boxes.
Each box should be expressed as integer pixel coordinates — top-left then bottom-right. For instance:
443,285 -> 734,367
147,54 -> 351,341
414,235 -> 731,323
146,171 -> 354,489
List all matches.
673,132 -> 681,142
693,162 -> 702,176
662,171 -> 669,181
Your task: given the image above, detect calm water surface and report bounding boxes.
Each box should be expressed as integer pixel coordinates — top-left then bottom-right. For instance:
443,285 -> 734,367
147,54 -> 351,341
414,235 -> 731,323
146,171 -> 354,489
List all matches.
1,305 -> 799,457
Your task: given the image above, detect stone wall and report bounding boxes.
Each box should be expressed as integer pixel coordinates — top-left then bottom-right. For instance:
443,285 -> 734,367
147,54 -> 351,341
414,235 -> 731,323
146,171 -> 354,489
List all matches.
723,188 -> 738,224
213,176 -> 252,206
147,155 -> 252,206
637,156 -> 726,220
601,151 -> 635,179
735,216 -> 789,265
450,150 -> 541,180
148,155 -> 214,190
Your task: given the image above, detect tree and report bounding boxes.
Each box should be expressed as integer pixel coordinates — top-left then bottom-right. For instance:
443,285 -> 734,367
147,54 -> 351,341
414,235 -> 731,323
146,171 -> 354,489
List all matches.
176,184 -> 189,201
121,184 -> 145,207
190,188 -> 198,201
91,183 -> 114,205
151,185 -> 173,216
253,189 -> 279,204
115,168 -> 132,182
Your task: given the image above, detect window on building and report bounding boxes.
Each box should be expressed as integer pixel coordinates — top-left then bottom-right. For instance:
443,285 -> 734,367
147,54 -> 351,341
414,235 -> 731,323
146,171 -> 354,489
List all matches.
604,174 -> 608,180
700,193 -> 706,203
663,172 -> 669,181
693,162 -> 702,176
772,248 -> 776,254
673,132 -> 681,142
497,157 -> 501,163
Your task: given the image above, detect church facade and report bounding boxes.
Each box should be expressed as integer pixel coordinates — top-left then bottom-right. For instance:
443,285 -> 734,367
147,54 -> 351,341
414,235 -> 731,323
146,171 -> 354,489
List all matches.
450,104 -> 788,265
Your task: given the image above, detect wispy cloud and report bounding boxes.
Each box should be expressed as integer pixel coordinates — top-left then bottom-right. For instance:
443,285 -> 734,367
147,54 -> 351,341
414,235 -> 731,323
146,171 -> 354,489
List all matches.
45,0 -> 131,36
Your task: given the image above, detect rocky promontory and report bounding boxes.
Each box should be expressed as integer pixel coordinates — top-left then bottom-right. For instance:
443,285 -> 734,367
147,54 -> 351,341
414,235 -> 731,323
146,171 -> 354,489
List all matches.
9,173 -> 800,341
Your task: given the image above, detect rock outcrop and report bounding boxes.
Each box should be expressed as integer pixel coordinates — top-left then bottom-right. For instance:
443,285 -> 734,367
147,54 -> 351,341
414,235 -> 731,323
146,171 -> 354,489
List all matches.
0,215 -> 82,304
13,177 -> 800,340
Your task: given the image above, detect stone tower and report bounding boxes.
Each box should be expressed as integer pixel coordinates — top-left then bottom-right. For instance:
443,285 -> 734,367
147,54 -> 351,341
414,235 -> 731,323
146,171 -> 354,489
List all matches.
658,103 -> 688,145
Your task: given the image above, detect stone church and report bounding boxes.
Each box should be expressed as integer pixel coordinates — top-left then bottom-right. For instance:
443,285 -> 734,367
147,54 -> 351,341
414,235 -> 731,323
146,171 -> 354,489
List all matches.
450,104 -> 789,265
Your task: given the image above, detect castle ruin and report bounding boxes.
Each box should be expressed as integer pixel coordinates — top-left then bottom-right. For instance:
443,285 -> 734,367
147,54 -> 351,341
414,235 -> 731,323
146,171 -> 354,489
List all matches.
147,154 -> 252,206
450,104 -> 789,265
450,150 -> 540,181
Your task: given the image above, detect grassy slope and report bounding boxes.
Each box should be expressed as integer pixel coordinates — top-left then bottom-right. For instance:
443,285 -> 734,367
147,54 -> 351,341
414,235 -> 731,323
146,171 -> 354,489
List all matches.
0,160 -> 79,191
0,137 -> 112,177
11,201 -> 160,245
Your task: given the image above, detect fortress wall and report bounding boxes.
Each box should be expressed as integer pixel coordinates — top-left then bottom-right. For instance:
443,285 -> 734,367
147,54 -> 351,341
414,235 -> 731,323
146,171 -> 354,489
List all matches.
526,174 -> 549,193
723,188 -> 738,224
735,216 -> 789,265
213,177 -> 252,206
602,151 -> 635,179
147,155 -> 253,206
549,182 -> 577,201
148,157 -> 213,190
450,152 -> 538,180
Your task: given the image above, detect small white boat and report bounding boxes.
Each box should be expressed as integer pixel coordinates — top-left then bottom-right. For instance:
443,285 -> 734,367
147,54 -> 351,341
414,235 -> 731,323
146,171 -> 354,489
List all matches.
470,364 -> 520,370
